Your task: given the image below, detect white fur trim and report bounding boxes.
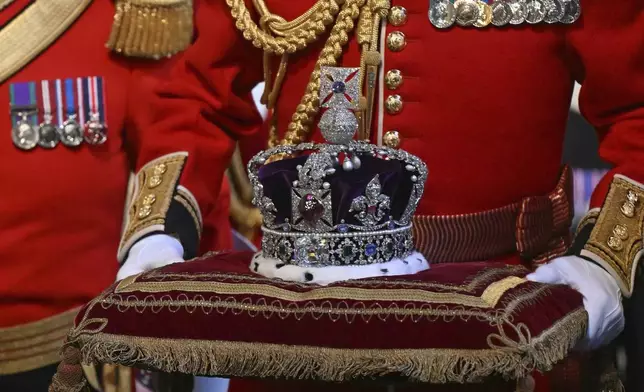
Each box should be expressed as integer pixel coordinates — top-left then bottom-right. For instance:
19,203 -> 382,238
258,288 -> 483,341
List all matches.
250,251 -> 429,285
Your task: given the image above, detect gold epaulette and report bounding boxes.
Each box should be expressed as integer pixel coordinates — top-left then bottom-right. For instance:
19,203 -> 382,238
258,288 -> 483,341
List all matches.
581,175 -> 644,297
107,0 -> 193,59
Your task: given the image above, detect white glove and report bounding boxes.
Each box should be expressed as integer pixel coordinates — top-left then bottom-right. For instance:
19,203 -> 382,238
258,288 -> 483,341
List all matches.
117,234 -> 185,281
527,255 -> 624,350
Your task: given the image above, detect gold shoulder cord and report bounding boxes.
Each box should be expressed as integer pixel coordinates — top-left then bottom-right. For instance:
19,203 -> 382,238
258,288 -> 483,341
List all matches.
226,0 -> 390,153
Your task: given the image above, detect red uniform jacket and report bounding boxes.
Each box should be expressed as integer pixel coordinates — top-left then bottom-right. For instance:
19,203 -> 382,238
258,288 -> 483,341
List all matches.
0,0 -> 240,375
143,0 -> 644,261
136,0 -> 644,390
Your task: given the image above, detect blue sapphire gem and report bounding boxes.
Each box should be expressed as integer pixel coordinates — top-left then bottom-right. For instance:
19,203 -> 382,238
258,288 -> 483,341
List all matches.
338,224 -> 349,233
332,81 -> 346,94
388,220 -> 395,229
365,243 -> 377,257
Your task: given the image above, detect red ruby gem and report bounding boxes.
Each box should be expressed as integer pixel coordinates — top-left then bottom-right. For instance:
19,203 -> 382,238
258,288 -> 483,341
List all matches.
298,194 -> 324,222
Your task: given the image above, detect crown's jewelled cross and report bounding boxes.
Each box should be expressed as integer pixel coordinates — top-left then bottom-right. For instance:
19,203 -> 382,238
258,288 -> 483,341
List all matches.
320,67 -> 360,109
318,66 -> 361,145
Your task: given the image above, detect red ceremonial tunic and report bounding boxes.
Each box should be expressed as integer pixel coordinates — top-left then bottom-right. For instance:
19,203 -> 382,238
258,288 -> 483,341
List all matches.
139,0 -> 644,390
0,0 -> 235,374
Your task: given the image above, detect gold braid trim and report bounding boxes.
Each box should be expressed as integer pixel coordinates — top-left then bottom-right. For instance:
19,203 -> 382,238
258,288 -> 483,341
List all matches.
581,175 -> 644,297
107,0 -> 194,59
282,0 -> 366,147
60,308 -> 586,385
0,0 -> 92,84
0,308 -> 80,375
227,0 -> 340,55
118,152 -> 190,262
227,0 -> 375,154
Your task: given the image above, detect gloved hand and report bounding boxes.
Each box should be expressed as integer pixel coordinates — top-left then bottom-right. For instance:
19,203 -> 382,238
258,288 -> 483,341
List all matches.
117,234 -> 185,281
527,255 -> 624,350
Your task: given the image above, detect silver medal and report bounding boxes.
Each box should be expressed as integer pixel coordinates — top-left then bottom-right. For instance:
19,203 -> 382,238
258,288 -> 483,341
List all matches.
454,0 -> 480,27
508,0 -> 528,25
543,0 -> 564,23
84,117 -> 108,145
491,1 -> 513,26
37,123 -> 60,149
525,0 -> 546,24
429,0 -> 457,29
560,0 -> 581,24
37,114 -> 59,148
59,116 -> 83,147
12,114 -> 39,150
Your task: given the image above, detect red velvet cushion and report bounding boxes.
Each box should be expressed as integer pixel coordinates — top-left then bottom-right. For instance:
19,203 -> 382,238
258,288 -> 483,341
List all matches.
59,252 -> 587,387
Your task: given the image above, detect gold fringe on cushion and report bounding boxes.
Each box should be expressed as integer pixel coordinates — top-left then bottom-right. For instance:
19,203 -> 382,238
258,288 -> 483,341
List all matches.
107,0 -> 193,59
65,308 -> 587,385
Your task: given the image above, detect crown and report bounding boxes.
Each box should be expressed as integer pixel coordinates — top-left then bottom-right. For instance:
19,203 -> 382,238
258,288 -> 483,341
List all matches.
248,66 -> 427,268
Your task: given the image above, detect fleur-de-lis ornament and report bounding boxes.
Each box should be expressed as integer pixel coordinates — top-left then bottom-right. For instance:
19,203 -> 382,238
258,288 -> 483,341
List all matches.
349,175 -> 391,227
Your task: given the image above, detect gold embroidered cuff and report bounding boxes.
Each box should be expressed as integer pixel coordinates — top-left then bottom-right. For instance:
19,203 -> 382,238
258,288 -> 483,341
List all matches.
118,152 -> 201,262
107,0 -> 193,59
576,208 -> 600,236
175,185 -> 203,236
581,175 -> 644,297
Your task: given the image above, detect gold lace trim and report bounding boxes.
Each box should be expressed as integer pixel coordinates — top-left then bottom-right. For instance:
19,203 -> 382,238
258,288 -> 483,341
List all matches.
0,0 -> 92,84
100,282 -> 554,326
118,152 -> 192,262
582,175 -> 644,296
115,275 -> 526,309
63,308 -> 586,385
0,0 -> 15,11
0,307 -> 80,375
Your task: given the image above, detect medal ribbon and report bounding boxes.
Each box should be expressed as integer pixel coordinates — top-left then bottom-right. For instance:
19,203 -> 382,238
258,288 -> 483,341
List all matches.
77,77 -> 86,126
95,76 -> 107,127
55,79 -> 64,127
63,78 -> 76,118
38,80 -> 53,123
9,81 -> 37,127
81,76 -> 107,130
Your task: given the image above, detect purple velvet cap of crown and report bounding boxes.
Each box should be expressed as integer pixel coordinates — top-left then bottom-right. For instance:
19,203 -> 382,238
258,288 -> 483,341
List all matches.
258,154 -> 414,228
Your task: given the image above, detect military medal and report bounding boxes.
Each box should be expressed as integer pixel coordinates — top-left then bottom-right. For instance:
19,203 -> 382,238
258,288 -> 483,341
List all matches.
560,0 -> 581,24
508,0 -> 528,25
543,0 -> 564,23
525,0 -> 546,24
57,78 -> 83,147
429,0 -> 457,29
491,1 -> 513,26
9,82 -> 39,150
474,1 -> 493,28
37,80 -> 60,148
454,0 -> 480,26
82,76 -> 108,145
11,113 -> 39,150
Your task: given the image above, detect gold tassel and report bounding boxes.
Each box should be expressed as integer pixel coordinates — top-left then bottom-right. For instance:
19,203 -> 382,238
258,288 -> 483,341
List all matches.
106,0 -> 193,59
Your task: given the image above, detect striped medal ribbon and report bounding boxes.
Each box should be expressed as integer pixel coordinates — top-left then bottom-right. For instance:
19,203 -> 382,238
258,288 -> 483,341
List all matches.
9,81 -> 39,150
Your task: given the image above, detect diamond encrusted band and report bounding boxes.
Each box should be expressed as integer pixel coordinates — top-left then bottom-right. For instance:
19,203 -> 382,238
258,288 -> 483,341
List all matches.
261,225 -> 414,267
